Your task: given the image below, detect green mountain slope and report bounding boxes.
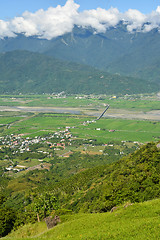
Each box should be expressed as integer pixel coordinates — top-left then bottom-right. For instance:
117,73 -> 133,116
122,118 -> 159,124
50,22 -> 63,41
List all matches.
0,50 -> 157,94
1,142 -> 160,237
106,28 -> 160,83
0,26 -> 134,69
52,142 -> 160,213
4,198 -> 160,240
0,25 -> 160,86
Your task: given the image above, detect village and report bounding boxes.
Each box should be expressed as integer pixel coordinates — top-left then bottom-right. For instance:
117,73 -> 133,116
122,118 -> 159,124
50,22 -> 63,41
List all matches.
0,126 -> 75,173
0,123 -> 140,175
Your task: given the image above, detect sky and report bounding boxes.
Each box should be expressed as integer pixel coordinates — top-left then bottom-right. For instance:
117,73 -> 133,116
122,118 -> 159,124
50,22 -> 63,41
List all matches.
0,0 -> 159,20
0,0 -> 160,39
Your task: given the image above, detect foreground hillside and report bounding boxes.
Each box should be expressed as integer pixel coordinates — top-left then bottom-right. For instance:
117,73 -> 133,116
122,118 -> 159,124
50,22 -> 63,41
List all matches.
52,142 -> 160,213
0,50 -> 158,94
1,142 -> 160,238
4,198 -> 160,240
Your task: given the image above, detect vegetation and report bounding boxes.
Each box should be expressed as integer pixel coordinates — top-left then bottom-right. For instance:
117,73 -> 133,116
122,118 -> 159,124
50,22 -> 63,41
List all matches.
0,94 -> 160,111
3,194 -> 160,239
49,143 -> 160,212
0,94 -> 159,238
1,142 -> 160,237
0,25 -> 160,89
0,22 -> 160,239
0,50 -> 158,95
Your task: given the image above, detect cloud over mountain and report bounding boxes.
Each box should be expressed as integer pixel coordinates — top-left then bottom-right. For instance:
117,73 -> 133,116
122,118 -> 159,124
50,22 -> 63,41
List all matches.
0,0 -> 160,40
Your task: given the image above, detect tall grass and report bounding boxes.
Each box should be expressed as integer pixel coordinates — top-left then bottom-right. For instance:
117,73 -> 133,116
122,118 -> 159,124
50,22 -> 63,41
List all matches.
4,199 -> 160,240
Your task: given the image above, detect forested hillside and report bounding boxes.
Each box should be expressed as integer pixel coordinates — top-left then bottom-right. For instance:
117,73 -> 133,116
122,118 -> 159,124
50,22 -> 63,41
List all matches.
0,25 -> 160,88
1,142 -> 160,237
53,142 -> 160,212
0,50 -> 158,94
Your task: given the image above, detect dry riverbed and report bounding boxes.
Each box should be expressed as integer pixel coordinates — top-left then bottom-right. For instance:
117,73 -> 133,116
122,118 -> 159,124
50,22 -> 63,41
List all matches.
0,106 -> 160,121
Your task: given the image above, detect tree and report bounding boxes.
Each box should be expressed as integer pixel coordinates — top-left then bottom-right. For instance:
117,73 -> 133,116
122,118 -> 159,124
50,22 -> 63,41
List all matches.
0,206 -> 16,237
33,192 -> 58,221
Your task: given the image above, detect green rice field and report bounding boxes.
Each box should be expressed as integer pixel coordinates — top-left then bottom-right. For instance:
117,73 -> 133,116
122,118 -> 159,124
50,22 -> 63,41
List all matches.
0,112 -> 159,143
0,94 -> 159,143
0,93 -> 159,111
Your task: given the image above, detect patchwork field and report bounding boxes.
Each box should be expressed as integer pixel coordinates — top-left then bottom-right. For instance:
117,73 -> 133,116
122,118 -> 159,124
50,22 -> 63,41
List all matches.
0,112 -> 159,142
0,93 -> 159,173
1,94 -> 160,239
0,93 -> 160,142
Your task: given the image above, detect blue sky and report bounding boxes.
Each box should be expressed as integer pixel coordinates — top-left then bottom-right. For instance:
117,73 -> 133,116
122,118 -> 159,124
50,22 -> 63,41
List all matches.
0,0 -> 159,20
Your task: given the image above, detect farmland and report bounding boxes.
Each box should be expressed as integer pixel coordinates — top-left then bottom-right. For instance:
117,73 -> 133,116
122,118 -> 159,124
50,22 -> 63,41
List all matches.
0,93 -> 160,143
0,93 -> 159,176
0,105 -> 160,142
0,110 -> 160,143
0,93 -> 160,238
0,92 -> 159,110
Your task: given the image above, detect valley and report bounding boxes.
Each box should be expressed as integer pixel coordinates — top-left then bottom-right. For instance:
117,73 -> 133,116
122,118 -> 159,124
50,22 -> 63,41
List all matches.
0,83 -> 160,239
0,93 -> 159,174
1,106 -> 160,121
1,2 -> 160,239
0,93 -> 160,119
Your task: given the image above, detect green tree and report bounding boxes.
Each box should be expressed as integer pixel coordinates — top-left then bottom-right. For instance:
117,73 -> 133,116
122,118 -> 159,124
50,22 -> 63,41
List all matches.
33,192 -> 58,221
0,205 -> 16,237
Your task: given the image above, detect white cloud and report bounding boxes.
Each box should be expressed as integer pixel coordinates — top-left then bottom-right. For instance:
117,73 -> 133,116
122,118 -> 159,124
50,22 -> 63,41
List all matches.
143,6 -> 160,32
0,0 -> 160,39
0,20 -> 16,38
75,7 -> 121,33
11,17 -> 38,36
9,0 -> 79,39
123,9 -> 147,32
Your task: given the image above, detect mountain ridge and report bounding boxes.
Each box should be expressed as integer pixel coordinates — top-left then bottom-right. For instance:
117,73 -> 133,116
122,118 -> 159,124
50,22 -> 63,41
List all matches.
0,50 -> 157,94
0,24 -> 160,89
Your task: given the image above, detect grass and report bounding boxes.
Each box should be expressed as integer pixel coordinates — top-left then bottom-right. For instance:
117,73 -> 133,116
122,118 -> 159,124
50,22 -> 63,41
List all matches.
0,117 -> 24,125
0,94 -> 159,142
4,221 -> 47,239
71,118 -> 160,143
4,198 -> 160,240
103,99 -> 160,111
0,113 -> 159,142
0,94 -> 159,111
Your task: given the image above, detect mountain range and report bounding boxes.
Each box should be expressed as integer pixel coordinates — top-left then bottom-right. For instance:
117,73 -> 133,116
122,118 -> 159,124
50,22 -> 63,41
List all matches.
0,24 -> 160,94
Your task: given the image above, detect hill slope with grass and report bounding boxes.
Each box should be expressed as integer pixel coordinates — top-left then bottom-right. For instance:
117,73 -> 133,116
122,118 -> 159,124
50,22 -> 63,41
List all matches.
1,142 -> 160,238
3,198 -> 160,240
51,142 -> 160,213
